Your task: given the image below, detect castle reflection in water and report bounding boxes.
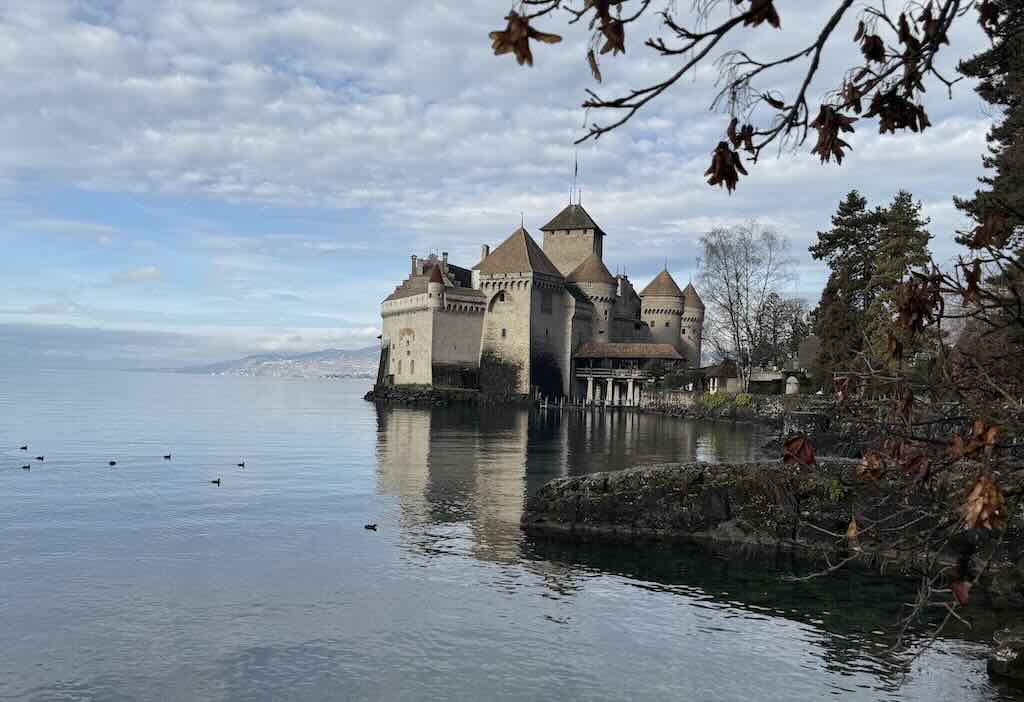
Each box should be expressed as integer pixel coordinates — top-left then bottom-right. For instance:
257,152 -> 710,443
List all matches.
374,405 -> 772,563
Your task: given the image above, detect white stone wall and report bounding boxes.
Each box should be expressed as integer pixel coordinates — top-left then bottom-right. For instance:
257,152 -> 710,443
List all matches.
528,276 -> 571,396
641,295 -> 684,353
542,228 -> 601,276
479,274 -> 534,394
432,305 -> 484,367
381,294 -> 434,385
680,311 -> 704,367
575,281 -> 616,342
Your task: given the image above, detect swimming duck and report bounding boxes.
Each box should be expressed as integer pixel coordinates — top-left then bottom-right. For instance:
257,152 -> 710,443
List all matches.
163,454 -> 172,460
237,461 -> 245,468
34,456 -> 44,462
211,478 -> 221,486
109,461 -> 117,466
364,524 -> 377,531
21,464 -> 30,470
19,445 -> 27,451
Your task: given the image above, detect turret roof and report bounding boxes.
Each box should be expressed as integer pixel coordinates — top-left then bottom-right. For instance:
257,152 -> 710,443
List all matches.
428,264 -> 444,283
566,253 -> 616,285
477,227 -> 563,278
683,282 -> 704,309
540,203 -> 603,233
639,269 -> 684,298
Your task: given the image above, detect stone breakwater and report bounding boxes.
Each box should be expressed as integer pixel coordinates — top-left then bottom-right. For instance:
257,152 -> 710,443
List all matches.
521,460 -> 1024,607
363,384 -> 528,406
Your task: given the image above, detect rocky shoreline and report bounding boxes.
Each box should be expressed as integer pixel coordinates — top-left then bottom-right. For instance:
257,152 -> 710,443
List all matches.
521,460 -> 1024,603
520,459 -> 1024,682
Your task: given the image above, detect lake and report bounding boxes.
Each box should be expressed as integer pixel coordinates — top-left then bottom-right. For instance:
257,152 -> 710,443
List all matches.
0,370 -> 1017,701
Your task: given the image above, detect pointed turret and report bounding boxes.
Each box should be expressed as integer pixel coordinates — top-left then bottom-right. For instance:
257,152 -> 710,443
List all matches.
683,282 -> 704,309
566,253 -> 616,285
639,269 -> 684,299
478,227 -> 563,278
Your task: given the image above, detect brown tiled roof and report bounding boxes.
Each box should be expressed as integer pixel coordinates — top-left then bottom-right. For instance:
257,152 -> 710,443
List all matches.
384,264 -> 485,302
446,287 -> 485,300
574,342 -> 683,360
478,227 -> 563,278
384,274 -> 429,302
639,269 -> 684,298
540,203 -> 603,233
566,253 -> 616,285
683,282 -> 705,309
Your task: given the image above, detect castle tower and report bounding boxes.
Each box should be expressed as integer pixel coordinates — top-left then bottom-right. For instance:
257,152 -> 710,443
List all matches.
539,203 -> 605,277
639,269 -> 685,354
477,227 -> 567,396
681,282 -> 705,367
427,264 -> 444,309
566,253 -> 617,341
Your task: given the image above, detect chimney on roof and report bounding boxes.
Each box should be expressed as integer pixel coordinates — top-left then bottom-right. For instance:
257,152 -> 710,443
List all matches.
442,251 -> 448,271
481,244 -> 490,260
411,255 -> 418,275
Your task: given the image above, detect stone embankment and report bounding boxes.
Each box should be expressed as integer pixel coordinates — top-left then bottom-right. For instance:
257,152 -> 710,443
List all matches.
521,460 -> 1024,607
363,384 -> 528,406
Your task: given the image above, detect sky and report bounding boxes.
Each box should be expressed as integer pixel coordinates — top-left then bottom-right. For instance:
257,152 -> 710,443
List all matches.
0,1 -> 995,367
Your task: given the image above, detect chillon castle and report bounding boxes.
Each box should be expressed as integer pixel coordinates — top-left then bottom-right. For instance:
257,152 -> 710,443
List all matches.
379,201 -> 704,404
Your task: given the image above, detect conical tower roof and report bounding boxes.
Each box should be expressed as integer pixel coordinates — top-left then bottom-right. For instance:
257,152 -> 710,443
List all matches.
477,227 -> 563,278
683,282 -> 704,309
639,269 -> 684,298
540,203 -> 603,233
428,264 -> 444,284
566,253 -> 616,285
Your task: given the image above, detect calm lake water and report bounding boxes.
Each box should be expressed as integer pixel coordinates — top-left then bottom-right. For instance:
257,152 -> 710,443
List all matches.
0,369 -> 1019,701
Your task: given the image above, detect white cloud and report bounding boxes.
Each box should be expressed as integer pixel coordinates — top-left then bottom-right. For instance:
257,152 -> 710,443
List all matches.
111,265 -> 161,285
0,1 -> 999,357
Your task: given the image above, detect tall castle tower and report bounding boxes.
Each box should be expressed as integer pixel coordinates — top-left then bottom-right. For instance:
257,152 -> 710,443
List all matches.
539,203 -> 605,276
566,253 -> 617,341
681,282 -> 704,367
639,269 -> 685,354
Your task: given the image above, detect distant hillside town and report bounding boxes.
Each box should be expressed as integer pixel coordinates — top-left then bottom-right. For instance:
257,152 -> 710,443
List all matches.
377,199 -> 705,403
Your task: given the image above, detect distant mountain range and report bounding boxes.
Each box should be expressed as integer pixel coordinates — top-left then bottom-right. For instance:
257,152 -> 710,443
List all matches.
179,346 -> 380,378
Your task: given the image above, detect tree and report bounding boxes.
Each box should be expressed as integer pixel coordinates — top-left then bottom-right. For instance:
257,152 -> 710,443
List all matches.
810,191 -> 886,380
813,269 -> 862,385
864,190 -> 933,363
751,293 -> 811,368
793,3 -> 1023,639
489,1 -> 1002,191
809,190 -> 885,314
697,222 -> 793,390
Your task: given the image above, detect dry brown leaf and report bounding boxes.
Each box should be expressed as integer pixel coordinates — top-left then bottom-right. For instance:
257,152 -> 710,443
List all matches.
783,433 -> 816,466
961,472 -> 1007,530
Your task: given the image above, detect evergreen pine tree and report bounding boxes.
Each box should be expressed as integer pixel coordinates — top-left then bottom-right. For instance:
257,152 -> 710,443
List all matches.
813,270 -> 861,385
954,1 -> 1023,240
865,191 -> 932,362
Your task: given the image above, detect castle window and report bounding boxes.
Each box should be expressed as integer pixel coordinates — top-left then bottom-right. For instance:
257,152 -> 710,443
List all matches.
681,329 -> 686,335
410,360 -> 415,374
665,322 -> 669,328
501,328 -> 507,338
398,360 -> 402,375
497,291 -> 505,302
541,290 -> 552,313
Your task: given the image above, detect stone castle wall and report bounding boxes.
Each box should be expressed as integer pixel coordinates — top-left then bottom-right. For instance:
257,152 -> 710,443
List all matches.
542,228 -> 601,276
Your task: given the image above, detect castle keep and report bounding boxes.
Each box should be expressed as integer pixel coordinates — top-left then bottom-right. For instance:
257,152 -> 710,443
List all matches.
378,202 -> 704,403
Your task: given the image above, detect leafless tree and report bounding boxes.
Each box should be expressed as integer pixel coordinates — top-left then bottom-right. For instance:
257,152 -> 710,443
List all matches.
697,221 -> 794,389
